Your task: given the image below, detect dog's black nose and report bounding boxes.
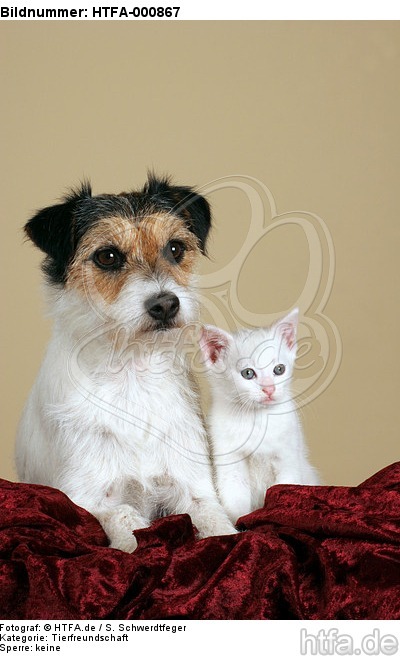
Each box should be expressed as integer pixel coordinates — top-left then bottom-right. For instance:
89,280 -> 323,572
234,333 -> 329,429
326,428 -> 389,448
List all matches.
145,292 -> 180,323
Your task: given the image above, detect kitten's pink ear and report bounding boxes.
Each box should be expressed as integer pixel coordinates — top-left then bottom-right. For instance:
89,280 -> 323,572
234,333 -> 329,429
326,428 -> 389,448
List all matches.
276,308 -> 299,350
199,325 -> 231,366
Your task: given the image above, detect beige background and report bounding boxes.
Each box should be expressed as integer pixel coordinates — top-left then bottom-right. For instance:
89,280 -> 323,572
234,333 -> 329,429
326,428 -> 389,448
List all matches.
1,21 -> 399,486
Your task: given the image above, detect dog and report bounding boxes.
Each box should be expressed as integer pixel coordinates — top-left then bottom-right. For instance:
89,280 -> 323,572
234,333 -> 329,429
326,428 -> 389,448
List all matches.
16,174 -> 237,551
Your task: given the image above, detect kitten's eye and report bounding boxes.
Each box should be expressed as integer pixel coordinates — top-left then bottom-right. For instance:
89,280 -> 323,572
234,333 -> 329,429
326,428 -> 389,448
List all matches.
241,368 -> 256,380
273,364 -> 286,376
92,247 -> 124,270
166,240 -> 185,264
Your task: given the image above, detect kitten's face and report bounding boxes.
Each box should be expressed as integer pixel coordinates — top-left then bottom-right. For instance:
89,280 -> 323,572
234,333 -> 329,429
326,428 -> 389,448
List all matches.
200,310 -> 298,410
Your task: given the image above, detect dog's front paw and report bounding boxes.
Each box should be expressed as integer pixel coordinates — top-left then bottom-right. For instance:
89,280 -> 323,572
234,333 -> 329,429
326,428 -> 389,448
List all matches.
197,517 -> 239,539
109,533 -> 138,553
211,522 -> 239,537
96,504 -> 148,553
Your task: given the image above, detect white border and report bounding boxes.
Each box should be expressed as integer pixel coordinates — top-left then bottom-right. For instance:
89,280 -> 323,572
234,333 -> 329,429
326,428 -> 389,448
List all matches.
0,0 -> 399,20
0,620 -> 399,654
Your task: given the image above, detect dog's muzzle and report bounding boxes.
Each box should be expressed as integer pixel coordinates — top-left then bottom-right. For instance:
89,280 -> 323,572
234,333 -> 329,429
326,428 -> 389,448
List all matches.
145,292 -> 180,327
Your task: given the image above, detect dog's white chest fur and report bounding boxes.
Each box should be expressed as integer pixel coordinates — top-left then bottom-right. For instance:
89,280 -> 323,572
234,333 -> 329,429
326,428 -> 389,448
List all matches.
17,326 -> 235,551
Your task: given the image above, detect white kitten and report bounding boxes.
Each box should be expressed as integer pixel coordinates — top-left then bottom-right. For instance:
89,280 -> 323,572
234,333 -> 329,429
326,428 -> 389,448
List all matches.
200,309 -> 320,524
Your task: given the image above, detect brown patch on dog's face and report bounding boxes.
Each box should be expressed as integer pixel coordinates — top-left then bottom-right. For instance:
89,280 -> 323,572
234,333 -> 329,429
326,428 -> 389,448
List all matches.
67,212 -> 200,304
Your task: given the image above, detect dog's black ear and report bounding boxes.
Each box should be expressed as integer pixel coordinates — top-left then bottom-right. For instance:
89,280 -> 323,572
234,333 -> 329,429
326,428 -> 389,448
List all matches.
24,182 -> 92,284
25,201 -> 74,260
145,175 -> 211,253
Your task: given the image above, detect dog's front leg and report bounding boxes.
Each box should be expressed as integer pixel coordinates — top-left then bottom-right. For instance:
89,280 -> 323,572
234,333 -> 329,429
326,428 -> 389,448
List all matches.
58,477 -> 149,553
184,496 -> 238,539
94,505 -> 149,553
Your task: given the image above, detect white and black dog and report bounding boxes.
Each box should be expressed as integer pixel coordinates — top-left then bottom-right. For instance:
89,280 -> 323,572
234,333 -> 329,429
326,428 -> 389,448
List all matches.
16,174 -> 236,551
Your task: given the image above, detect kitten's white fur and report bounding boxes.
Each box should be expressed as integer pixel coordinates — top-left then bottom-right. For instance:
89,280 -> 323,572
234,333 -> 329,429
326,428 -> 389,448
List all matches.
200,309 -> 320,524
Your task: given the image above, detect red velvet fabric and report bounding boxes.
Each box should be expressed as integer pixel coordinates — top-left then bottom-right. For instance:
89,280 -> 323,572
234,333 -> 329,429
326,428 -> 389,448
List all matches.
1,463 -> 399,619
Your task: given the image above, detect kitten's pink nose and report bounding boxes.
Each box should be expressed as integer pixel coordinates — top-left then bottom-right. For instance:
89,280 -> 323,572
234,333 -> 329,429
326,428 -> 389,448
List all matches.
262,384 -> 275,399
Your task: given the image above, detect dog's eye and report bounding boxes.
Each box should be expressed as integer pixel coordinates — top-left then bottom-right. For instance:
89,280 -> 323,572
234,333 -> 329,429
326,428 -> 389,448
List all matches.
273,364 -> 286,376
241,368 -> 256,380
92,248 -> 124,270
166,240 -> 185,264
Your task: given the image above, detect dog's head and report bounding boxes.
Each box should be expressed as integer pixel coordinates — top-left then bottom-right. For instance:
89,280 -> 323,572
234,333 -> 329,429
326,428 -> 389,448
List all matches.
25,174 -> 211,334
